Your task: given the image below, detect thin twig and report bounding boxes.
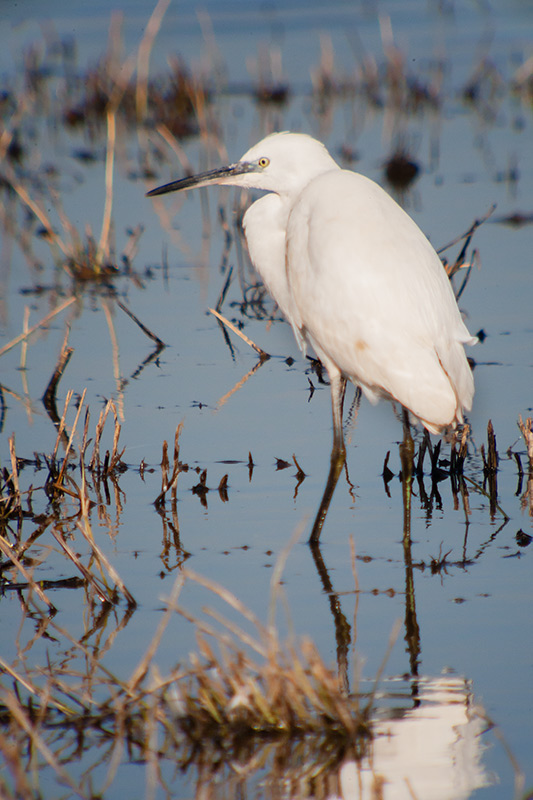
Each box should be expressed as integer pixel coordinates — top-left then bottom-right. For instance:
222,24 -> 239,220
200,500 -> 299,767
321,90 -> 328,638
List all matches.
56,388 -> 87,486
116,299 -> 166,346
96,106 -> 117,269
208,307 -> 269,358
135,0 -> 172,121
0,537 -> 55,612
215,358 -> 267,410
0,297 -> 76,359
127,570 -> 185,693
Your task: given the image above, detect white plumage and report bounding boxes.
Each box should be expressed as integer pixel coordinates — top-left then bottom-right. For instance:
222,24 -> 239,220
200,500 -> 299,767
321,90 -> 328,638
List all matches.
239,133 -> 476,433
148,132 -> 477,538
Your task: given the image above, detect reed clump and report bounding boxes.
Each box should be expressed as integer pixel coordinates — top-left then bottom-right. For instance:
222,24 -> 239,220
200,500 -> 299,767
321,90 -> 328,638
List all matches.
0,4 -> 211,281
0,553 -> 373,799
0,398 -> 529,797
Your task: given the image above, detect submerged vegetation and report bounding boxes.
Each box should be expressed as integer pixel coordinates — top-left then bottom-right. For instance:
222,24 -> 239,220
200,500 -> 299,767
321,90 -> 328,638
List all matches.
0,0 -> 532,797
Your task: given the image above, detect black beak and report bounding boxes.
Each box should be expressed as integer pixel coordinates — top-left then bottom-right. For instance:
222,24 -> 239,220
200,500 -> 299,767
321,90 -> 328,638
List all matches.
146,161 -> 256,197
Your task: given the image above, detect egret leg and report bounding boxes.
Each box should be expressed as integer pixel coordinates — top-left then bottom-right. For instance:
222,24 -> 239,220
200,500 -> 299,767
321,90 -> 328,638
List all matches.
400,409 -> 415,545
308,374 -> 347,545
309,542 -> 351,692
399,409 -> 420,678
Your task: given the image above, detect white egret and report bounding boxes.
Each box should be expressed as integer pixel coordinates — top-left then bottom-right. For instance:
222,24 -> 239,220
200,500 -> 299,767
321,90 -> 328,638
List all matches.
147,132 -> 476,542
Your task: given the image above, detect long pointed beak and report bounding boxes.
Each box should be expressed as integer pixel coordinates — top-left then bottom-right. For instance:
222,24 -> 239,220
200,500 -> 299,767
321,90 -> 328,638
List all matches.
146,161 -> 256,197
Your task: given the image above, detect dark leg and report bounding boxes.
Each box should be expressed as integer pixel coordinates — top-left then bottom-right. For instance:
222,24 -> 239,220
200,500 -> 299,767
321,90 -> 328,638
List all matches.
400,409 -> 415,544
308,375 -> 347,545
308,540 -> 351,693
400,409 -> 420,678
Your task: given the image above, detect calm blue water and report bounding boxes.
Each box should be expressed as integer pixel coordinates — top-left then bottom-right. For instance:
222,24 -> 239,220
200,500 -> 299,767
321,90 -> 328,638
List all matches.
0,1 -> 532,797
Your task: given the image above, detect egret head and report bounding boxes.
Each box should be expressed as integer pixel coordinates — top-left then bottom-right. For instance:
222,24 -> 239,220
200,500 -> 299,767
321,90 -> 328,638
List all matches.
146,132 -> 339,199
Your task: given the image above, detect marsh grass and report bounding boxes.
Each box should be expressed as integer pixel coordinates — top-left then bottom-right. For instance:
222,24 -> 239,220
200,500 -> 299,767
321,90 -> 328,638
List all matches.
0,0 -> 208,281
0,386 -> 530,797
0,525 -> 378,800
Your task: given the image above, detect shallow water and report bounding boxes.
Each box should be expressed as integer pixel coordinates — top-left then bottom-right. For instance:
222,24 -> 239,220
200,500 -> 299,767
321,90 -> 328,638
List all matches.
1,1 -> 532,798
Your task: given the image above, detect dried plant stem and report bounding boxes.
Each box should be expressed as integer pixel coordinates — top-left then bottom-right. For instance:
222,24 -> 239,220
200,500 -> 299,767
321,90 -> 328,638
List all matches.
182,569 -> 268,657
127,571 -> 185,693
208,307 -> 269,358
9,180 -> 68,256
42,337 -> 74,418
0,536 -> 55,612
76,518 -> 136,607
518,415 -> 533,463
89,399 -> 114,471
102,299 -> 124,421
0,297 -> 76,359
50,527 -> 110,604
136,0 -> 172,121
56,389 -> 87,486
97,106 -> 117,269
2,692 -> 85,799
8,434 -> 20,498
154,423 -> 184,507
0,657 -> 72,715
268,523 -> 304,634
19,306 -> 30,372
518,415 -> 533,516
155,123 -> 195,174
438,204 -> 496,257
116,299 -> 165,346
215,358 -> 267,410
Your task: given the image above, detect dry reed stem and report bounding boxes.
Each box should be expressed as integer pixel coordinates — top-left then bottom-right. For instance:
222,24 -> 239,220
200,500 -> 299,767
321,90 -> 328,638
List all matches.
101,302 -> 126,421
44,611 -> 128,693
154,423 -> 184,506
155,123 -> 195,174
56,388 -> 87,486
0,297 -> 76,359
76,518 -> 136,607
8,179 -> 68,257
96,105 -> 117,269
267,523 -> 304,635
0,728 -> 34,800
8,434 -> 20,499
48,185 -> 82,251
51,388 -> 74,461
201,607 -> 269,660
518,416 -> 533,516
2,691 -> 86,799
127,571 -> 186,693
94,34 -> 137,271
89,400 -> 114,471
19,306 -> 30,373
362,618 -> 402,717
215,357 -> 266,410
50,527 -> 110,604
0,657 -> 73,715
208,307 -> 269,358
42,335 -> 73,417
0,536 -> 55,611
518,415 -> 533,463
185,568 -> 268,645
173,605 -> 264,665
438,205 -> 495,269
349,535 -> 361,685
115,299 -> 165,346
145,685 -> 160,800
135,0 -> 172,121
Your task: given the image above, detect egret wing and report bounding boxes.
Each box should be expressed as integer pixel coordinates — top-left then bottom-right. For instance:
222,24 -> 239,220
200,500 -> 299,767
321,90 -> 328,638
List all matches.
286,170 -> 475,428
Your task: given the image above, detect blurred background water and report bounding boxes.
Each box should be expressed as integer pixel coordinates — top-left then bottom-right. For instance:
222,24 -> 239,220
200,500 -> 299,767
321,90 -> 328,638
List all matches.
0,0 -> 532,797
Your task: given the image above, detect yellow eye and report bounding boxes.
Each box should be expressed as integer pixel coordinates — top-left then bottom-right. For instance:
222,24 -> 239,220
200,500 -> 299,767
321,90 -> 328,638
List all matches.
258,157 -> 270,168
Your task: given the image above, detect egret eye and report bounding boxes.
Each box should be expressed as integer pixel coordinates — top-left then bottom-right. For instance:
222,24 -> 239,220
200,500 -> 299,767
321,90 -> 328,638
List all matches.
258,157 -> 270,168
